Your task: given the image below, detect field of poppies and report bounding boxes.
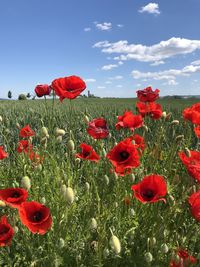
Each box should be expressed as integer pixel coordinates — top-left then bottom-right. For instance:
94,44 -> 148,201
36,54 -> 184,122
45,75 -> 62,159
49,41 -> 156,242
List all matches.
0,76 -> 200,267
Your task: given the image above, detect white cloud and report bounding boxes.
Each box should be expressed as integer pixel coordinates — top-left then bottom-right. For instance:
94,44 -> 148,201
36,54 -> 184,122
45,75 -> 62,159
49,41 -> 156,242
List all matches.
97,86 -> 106,89
101,64 -> 118,70
150,60 -> 165,66
95,22 -> 112,31
131,62 -> 200,82
105,81 -> 112,84
84,27 -> 91,32
94,38 -> 200,63
139,3 -> 160,15
191,60 -> 200,66
116,85 -> 123,88
118,61 -> 124,65
167,80 -> 178,85
117,24 -> 124,28
109,75 -> 123,80
85,79 -> 96,83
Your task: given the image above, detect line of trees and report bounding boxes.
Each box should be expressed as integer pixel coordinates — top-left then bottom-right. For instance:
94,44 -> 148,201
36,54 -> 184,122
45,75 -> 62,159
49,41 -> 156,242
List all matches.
7,91 -> 32,100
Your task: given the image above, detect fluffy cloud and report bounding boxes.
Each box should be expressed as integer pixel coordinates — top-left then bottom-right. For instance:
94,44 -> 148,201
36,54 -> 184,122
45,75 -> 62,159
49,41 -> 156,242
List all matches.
95,22 -> 112,31
84,27 -> 91,32
85,79 -> 96,83
101,64 -> 118,70
94,38 -> 200,63
139,3 -> 160,15
131,62 -> 200,82
150,60 -> 165,66
97,86 -> 106,89
109,75 -> 123,80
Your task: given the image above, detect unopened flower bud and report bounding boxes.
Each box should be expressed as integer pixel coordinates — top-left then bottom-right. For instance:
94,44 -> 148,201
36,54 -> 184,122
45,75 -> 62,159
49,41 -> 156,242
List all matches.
0,200 -> 6,207
104,175 -> 109,185
68,140 -> 75,151
109,235 -> 121,254
142,125 -> 148,132
56,136 -> 63,143
161,243 -> 169,254
16,122 -> 20,129
58,238 -> 65,248
61,184 -> 67,196
175,135 -> 184,142
21,176 -> 31,190
162,111 -> 167,118
84,115 -> 90,124
13,226 -> 19,233
90,218 -> 97,231
185,148 -> 191,157
65,187 -> 75,204
41,197 -> 46,204
41,127 -> 49,137
171,120 -> 179,125
130,208 -> 135,216
85,182 -> 90,192
130,174 -> 135,183
145,252 -> 153,263
55,128 -> 66,136
102,148 -> 107,157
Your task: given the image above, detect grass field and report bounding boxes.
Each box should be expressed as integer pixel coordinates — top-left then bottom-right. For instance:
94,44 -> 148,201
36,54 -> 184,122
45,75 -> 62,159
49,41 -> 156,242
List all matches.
0,97 -> 200,267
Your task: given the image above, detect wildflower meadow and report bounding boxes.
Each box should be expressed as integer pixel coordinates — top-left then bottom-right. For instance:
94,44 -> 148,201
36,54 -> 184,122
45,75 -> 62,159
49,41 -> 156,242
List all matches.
0,77 -> 200,266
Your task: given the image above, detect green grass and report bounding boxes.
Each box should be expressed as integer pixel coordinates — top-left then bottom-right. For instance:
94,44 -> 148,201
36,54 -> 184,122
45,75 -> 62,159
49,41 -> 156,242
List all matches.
0,98 -> 199,267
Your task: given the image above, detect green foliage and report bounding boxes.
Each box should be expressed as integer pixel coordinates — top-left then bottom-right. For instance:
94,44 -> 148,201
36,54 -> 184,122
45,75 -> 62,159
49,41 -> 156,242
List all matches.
18,94 -> 27,100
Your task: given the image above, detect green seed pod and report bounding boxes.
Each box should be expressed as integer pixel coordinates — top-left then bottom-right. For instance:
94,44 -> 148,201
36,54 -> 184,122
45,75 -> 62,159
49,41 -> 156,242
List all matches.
41,127 -> 49,137
68,140 -> 75,151
145,252 -> 153,263
109,235 -> 121,254
161,243 -> 169,254
21,176 -> 31,190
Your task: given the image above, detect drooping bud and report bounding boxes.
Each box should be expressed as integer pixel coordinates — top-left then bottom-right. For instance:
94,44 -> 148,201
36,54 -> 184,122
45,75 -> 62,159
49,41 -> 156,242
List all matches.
171,120 -> 179,125
67,140 -> 75,151
84,115 -> 90,124
90,218 -> 98,231
162,111 -> 167,118
21,176 -> 31,190
145,252 -> 153,263
109,235 -> 121,254
58,238 -> 65,248
85,182 -> 90,192
104,175 -> 109,185
41,127 -> 49,137
55,128 -> 66,137
65,187 -> 75,204
160,243 -> 169,254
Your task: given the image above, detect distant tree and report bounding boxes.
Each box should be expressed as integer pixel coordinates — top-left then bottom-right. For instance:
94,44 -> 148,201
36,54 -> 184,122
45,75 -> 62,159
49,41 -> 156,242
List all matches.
8,91 -> 12,99
27,93 -> 31,99
18,94 -> 27,100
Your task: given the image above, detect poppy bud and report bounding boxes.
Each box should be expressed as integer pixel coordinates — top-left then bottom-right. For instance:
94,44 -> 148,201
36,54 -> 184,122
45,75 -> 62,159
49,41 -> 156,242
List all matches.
142,125 -> 148,132
41,197 -> 46,204
41,137 -> 48,145
41,127 -> 49,137
104,175 -> 109,185
165,113 -> 171,121
61,184 -> 67,196
171,120 -> 179,125
192,185 -> 197,193
115,202 -> 118,208
175,135 -> 184,142
14,226 -> 18,233
55,128 -> 66,136
0,200 -> 6,207
108,133 -> 112,139
102,148 -> 107,157
56,136 -> 63,143
145,252 -> 153,263
65,187 -> 75,204
130,208 -> 135,216
109,235 -> 121,254
68,140 -> 75,151
162,111 -> 167,118
150,237 -> 156,247
21,176 -> 31,190
130,174 -> 135,183
85,182 -> 90,192
75,158 -> 81,164
114,172 -> 118,180
185,148 -> 191,157
160,243 -> 169,254
84,115 -> 90,124
90,218 -> 97,231
16,122 -> 20,129
58,238 -> 65,248
0,116 -> 2,122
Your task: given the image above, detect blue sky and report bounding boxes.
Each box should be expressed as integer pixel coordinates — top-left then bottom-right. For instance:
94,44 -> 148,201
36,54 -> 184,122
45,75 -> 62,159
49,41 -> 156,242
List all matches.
0,0 -> 200,98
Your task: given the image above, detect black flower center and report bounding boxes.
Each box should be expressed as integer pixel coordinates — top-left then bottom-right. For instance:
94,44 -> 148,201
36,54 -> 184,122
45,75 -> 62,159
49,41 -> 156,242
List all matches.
142,189 -> 154,200
119,151 -> 129,161
83,151 -> 90,157
0,225 -> 9,234
12,192 -> 20,198
32,211 -> 42,222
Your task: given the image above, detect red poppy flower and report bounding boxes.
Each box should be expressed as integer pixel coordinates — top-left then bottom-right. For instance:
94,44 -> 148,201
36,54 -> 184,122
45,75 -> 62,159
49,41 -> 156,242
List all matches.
136,102 -> 162,119
115,111 -> 143,131
194,126 -> 200,138
17,140 -> 33,154
87,118 -> 109,139
51,75 -> 86,101
131,174 -> 167,203
132,134 -> 145,153
170,249 -> 197,267
136,86 -> 160,102
188,190 -> 200,206
19,201 -> 52,234
29,151 -> 44,164
190,198 -> 200,221
0,188 -> 28,208
179,150 -> 200,183
0,146 -> 8,160
106,137 -> 140,176
19,125 -> 35,138
76,143 -> 100,162
0,216 -> 14,247
35,84 -> 51,98
183,103 -> 200,124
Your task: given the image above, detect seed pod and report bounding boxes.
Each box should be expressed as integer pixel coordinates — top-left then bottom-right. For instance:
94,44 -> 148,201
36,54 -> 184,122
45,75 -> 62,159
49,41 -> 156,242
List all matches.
21,176 -> 31,190
161,243 -> 169,254
55,128 -> 66,136
41,127 -> 49,137
65,187 -> 75,204
109,235 -> 121,254
68,140 -> 75,151
90,218 -> 97,231
145,252 -> 153,263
